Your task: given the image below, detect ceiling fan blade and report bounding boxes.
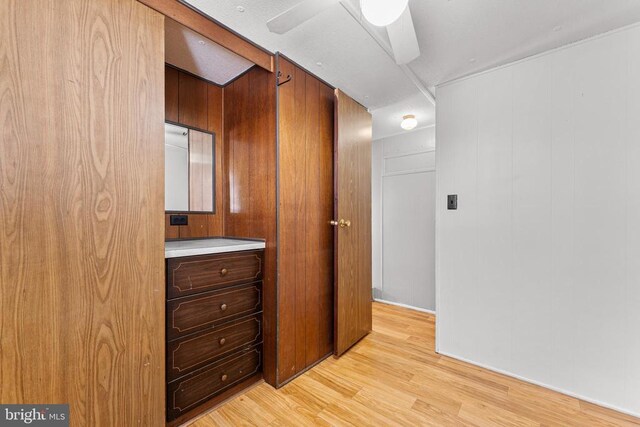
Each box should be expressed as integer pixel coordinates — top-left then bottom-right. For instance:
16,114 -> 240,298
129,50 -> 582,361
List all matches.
267,0 -> 339,34
386,6 -> 420,65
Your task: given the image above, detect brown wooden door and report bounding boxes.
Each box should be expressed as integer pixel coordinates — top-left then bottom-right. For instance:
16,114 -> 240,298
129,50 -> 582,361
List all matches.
334,89 -> 373,356
276,56 -> 334,384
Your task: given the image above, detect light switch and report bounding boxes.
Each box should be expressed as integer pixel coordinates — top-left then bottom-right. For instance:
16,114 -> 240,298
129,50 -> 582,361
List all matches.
447,195 -> 457,210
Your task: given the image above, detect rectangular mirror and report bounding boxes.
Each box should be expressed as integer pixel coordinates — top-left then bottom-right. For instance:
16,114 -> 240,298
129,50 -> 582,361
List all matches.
165,122 -> 215,213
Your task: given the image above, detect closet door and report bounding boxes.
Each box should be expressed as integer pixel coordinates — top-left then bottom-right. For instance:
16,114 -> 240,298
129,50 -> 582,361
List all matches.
334,89 -> 372,356
277,56 -> 334,384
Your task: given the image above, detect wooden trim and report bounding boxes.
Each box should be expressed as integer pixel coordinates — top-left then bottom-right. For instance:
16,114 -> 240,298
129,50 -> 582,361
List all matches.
139,0 -> 274,72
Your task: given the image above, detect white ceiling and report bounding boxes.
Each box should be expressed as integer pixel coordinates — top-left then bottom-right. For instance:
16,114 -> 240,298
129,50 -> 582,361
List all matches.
182,0 -> 640,139
165,18 -> 254,85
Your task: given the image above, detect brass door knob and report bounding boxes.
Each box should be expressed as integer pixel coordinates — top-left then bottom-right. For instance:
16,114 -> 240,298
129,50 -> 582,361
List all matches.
221,374 -> 228,382
219,337 -> 226,346
339,219 -> 351,228
220,303 -> 228,311
220,268 -> 228,276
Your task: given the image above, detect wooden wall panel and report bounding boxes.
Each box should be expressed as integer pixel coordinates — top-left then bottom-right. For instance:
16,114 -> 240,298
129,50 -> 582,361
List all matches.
179,72 -> 208,130
208,84 -> 225,235
0,0 -> 165,424
166,65 -> 180,122
224,67 -> 277,385
165,67 -> 225,238
276,57 -> 334,384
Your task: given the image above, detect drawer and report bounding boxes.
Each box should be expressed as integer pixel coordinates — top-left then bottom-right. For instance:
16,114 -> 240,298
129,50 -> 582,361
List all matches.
167,282 -> 261,340
167,314 -> 262,381
166,346 -> 261,421
167,250 -> 263,298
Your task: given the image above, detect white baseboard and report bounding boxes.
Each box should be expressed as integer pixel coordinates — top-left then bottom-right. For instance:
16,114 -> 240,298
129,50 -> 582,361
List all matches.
373,298 -> 436,315
436,350 -> 640,420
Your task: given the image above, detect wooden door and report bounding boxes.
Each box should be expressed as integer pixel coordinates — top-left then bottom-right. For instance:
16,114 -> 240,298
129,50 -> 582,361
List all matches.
334,89 -> 373,356
276,56 -> 334,384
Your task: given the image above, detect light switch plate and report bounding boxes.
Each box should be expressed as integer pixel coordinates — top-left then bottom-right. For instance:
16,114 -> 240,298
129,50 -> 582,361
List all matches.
447,195 -> 457,210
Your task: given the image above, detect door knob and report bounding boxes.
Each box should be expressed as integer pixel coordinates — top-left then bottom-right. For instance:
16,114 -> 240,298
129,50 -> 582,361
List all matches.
330,219 -> 351,228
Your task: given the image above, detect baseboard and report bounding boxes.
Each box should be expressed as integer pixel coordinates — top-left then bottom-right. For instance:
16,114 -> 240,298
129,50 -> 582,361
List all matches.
436,350 -> 640,420
374,298 -> 436,315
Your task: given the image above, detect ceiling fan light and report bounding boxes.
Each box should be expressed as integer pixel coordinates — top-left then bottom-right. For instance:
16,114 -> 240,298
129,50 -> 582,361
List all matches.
360,0 -> 408,27
401,114 -> 418,130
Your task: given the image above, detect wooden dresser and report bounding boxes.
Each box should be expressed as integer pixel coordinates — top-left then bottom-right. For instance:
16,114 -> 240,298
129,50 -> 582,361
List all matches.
165,244 -> 265,424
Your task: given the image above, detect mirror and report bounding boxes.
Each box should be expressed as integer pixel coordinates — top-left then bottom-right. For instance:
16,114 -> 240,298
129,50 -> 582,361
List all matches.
165,122 -> 215,213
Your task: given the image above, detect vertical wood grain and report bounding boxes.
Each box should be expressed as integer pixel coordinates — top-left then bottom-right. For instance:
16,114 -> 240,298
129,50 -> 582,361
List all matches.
277,57 -> 334,384
166,65 -> 180,122
0,0 -> 165,424
179,72 -> 208,130
164,69 -> 224,239
334,89 -> 372,357
208,84 -> 225,235
224,66 -> 277,385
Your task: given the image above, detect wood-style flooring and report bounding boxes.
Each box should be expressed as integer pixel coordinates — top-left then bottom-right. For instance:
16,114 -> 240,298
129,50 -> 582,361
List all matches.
188,302 -> 640,426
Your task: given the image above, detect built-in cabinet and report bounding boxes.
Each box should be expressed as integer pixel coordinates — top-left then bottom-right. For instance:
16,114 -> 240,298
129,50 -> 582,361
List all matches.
165,248 -> 264,423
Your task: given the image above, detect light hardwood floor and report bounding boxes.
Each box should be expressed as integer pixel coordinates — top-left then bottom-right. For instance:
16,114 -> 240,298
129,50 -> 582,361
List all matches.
188,302 -> 640,426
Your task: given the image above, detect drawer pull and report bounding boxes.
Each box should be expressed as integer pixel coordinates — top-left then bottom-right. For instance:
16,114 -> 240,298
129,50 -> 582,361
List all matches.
221,374 -> 228,382
219,337 -> 226,346
220,268 -> 228,276
220,303 -> 228,311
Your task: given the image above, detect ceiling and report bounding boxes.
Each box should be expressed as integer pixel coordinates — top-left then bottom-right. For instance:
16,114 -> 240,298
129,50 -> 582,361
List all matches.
182,0 -> 640,139
165,18 -> 254,85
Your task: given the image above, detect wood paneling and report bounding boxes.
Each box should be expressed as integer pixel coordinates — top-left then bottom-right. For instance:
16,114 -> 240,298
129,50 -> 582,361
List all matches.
208,84 -> 225,234
177,213 -> 209,238
179,72 -> 208,130
334,89 -> 372,356
0,0 -> 164,424
138,0 -> 274,72
166,65 -> 180,122
277,57 -> 334,384
165,68 -> 225,238
224,67 -> 277,385
188,303 -> 640,427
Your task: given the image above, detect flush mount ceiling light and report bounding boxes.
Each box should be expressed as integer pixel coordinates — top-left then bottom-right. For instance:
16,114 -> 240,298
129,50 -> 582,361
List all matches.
360,0 -> 409,27
401,114 -> 418,130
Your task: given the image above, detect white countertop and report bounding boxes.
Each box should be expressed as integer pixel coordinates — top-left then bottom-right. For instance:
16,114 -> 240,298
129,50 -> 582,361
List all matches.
165,238 -> 265,258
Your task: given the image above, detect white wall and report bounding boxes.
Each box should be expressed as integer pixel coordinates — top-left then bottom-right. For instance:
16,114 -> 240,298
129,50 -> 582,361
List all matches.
436,23 -> 640,417
372,127 -> 436,312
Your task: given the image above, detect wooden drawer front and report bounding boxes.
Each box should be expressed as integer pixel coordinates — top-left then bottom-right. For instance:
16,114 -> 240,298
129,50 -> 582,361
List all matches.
167,315 -> 262,381
167,250 -> 263,298
167,283 -> 261,340
167,346 -> 261,420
